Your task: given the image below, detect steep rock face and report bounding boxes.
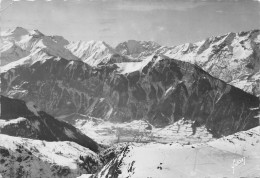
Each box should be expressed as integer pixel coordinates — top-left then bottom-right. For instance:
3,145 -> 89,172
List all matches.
0,134 -> 101,178
0,96 -> 99,152
1,55 -> 259,137
158,30 -> 260,96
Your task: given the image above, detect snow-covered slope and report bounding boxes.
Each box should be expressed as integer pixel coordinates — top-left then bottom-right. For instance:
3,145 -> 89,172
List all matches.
114,54 -> 152,74
208,126 -> 260,157
94,126 -> 260,178
158,30 -> 260,96
0,134 -> 101,178
0,95 -> 99,152
0,41 -> 29,66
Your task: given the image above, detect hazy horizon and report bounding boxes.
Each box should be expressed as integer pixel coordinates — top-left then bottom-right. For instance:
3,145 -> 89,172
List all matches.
1,0 -> 260,47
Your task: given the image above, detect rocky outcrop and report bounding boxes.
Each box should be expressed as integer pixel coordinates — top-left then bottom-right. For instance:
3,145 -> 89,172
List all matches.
0,96 -> 99,152
1,55 -> 259,137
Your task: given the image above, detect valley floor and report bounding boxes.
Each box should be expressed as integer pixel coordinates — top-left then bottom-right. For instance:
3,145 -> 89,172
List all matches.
75,119 -> 214,146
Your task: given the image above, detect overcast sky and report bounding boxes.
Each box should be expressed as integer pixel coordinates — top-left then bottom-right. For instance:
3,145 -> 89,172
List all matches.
1,0 -> 260,46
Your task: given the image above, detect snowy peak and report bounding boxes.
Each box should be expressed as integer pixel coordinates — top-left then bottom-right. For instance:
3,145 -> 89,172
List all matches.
1,27 -> 44,41
1,27 -> 134,67
161,29 -> 260,62
1,27 -> 79,67
1,27 -> 30,38
66,40 -> 133,66
66,40 -> 114,65
50,35 -> 70,46
115,40 -> 161,59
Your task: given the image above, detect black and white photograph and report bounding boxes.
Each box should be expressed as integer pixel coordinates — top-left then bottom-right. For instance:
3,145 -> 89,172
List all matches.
0,0 -> 260,177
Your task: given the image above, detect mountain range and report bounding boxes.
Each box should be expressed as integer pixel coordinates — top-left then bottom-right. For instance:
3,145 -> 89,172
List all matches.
1,27 -> 259,96
0,27 -> 259,178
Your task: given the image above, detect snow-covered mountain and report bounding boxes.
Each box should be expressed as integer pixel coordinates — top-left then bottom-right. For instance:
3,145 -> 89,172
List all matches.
0,27 -> 134,67
0,95 -> 99,152
0,27 -> 80,65
113,30 -> 260,96
93,126 -> 260,178
0,134 -> 101,178
157,30 -> 260,96
1,27 -> 259,137
1,54 -> 259,138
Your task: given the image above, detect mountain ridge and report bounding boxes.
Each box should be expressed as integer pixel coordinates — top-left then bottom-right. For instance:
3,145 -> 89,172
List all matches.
1,27 -> 259,95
